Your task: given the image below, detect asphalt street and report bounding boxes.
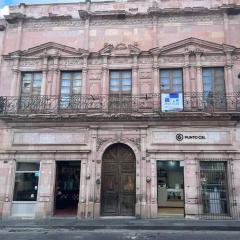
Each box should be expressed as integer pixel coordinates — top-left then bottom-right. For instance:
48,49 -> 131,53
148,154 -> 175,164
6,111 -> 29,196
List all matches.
0,230 -> 240,240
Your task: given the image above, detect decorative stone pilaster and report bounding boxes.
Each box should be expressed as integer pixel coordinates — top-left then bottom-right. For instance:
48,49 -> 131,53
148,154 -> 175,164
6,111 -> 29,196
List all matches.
195,51 -> 203,110
150,157 -> 158,218
152,54 -> 160,111
11,56 -> 21,96
132,54 -> 139,96
51,54 -> 60,96
138,128 -> 148,218
35,159 -> 56,219
81,55 -> 89,95
1,159 -> 15,219
40,56 -> 48,96
224,47 -> 235,110
78,158 -> 88,219
102,55 -> 109,95
85,127 -> 97,219
184,157 -> 199,219
183,51 -> 191,110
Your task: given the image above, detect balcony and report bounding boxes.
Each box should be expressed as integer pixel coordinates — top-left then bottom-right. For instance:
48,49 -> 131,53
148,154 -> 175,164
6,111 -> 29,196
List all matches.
0,93 -> 239,122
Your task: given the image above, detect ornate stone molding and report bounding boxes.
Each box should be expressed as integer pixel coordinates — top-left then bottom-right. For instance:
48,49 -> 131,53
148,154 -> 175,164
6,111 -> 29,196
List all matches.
96,137 -> 141,152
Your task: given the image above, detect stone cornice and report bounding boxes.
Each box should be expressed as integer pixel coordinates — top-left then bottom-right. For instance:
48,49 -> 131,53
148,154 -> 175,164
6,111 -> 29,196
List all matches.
5,4 -> 240,24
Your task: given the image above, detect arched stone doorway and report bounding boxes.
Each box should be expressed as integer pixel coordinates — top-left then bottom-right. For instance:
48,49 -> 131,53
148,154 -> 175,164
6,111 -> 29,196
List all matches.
101,143 -> 136,216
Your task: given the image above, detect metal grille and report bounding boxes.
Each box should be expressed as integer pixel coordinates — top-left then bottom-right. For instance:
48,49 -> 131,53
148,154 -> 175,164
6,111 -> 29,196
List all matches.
198,160 -> 238,219
0,92 -> 240,116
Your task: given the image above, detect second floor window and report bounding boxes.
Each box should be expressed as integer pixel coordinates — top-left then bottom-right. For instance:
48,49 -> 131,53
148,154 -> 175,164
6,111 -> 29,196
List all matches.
160,69 -> 183,112
202,67 -> 226,110
21,72 -> 42,97
60,71 -> 82,109
109,70 -> 132,112
20,72 -> 42,111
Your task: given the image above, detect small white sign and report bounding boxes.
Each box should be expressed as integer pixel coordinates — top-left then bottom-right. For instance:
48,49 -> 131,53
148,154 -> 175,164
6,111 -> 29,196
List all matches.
161,93 -> 183,112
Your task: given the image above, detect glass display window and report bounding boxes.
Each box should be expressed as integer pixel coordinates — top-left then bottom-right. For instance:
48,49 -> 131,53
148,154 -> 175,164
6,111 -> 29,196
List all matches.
13,162 -> 40,201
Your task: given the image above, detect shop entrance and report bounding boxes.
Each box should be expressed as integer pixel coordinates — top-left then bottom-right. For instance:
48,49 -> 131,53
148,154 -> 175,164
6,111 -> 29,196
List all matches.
54,161 -> 81,216
101,143 -> 136,216
157,161 -> 184,216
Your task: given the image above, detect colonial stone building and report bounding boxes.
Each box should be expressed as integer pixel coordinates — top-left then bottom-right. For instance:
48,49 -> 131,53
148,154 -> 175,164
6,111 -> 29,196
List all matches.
0,0 -> 240,220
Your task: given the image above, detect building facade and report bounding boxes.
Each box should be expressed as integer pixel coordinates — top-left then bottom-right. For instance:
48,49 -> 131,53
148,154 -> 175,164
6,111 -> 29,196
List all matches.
0,0 -> 240,219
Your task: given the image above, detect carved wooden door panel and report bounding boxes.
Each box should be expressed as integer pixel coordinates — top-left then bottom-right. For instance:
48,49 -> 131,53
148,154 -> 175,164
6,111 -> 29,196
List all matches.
101,143 -> 136,216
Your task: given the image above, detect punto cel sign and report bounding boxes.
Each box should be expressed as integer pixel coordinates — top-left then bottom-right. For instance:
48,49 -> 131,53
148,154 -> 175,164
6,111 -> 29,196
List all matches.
176,133 -> 207,142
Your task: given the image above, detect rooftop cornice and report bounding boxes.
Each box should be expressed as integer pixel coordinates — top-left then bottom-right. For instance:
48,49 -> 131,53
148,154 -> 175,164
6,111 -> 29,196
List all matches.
5,3 -> 240,23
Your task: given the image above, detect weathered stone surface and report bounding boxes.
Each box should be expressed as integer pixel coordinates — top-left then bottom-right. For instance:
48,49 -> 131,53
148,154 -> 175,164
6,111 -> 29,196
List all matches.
0,0 -> 240,220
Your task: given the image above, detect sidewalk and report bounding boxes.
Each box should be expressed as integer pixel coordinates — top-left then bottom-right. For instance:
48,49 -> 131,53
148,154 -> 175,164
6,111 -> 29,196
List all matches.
0,218 -> 240,231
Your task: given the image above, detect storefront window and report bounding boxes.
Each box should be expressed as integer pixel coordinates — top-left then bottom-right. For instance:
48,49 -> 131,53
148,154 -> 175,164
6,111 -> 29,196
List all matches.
157,161 -> 184,216
13,162 -> 40,201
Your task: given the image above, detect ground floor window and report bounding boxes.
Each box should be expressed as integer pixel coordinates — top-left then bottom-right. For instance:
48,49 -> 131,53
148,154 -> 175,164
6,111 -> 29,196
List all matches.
157,161 -> 184,216
200,161 -> 229,216
13,162 -> 40,201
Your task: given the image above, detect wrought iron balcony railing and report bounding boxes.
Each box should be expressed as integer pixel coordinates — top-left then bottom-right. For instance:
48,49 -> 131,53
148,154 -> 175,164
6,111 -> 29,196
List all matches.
0,92 -> 240,116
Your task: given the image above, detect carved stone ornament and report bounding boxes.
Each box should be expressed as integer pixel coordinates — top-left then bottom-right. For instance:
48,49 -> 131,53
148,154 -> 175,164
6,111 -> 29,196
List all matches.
99,43 -> 141,57
139,71 -> 152,79
96,137 -> 141,152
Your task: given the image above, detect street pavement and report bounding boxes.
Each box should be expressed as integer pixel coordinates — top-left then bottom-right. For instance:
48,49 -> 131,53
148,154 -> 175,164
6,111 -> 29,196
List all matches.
0,229 -> 240,240
1,218 -> 240,239
1,218 -> 240,231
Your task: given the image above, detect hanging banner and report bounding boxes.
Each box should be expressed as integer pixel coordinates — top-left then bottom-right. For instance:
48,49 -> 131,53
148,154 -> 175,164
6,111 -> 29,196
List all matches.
161,92 -> 183,112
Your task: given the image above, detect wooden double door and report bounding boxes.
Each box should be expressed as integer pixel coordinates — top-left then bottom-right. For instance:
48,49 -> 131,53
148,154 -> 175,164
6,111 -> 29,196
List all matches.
101,143 -> 136,216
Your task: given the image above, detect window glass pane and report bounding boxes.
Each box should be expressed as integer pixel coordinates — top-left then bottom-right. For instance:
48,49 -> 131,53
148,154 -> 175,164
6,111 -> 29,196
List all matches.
73,72 -> 82,80
16,162 -> 39,171
32,88 -> 41,95
33,73 -> 42,81
110,86 -> 120,92
13,172 -> 39,201
172,85 -> 182,92
110,71 -> 120,79
21,73 -> 42,97
160,71 -> 168,78
161,78 -> 169,85
72,87 -> 81,94
122,71 -> 131,79
110,79 -> 119,86
33,80 -> 41,88
172,78 -> 182,85
73,80 -> 81,87
173,70 -> 181,78
61,79 -> 71,87
22,73 -> 32,81
61,87 -> 71,95
61,72 -> 71,79
22,80 -> 31,94
122,79 -> 131,85
203,68 -> 211,77
203,68 -> 225,94
161,84 -> 170,91
122,86 -> 131,91
215,68 -> 224,76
